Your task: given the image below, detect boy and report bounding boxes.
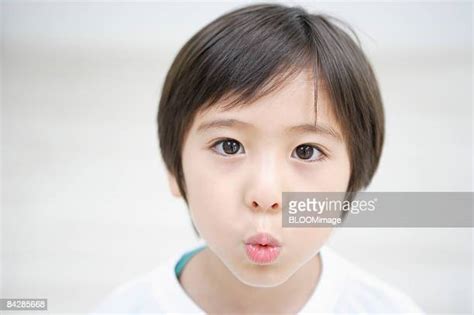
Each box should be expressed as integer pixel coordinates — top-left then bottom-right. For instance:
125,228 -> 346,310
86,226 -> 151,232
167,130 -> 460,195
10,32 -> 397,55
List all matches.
93,3 -> 424,314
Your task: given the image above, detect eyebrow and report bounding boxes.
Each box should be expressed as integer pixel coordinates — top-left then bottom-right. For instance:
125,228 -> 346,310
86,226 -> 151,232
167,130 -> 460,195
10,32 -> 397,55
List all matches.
288,123 -> 342,142
196,118 -> 342,142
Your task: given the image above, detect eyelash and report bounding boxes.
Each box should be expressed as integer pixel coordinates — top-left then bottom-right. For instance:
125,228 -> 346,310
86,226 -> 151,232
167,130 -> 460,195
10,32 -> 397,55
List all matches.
209,138 -> 327,163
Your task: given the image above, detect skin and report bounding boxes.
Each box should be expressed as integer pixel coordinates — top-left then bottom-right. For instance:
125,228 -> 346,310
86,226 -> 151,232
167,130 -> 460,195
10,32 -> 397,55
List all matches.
167,68 -> 351,314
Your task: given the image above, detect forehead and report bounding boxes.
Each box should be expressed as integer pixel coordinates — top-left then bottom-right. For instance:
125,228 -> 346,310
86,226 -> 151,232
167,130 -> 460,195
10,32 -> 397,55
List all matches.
191,69 -> 343,139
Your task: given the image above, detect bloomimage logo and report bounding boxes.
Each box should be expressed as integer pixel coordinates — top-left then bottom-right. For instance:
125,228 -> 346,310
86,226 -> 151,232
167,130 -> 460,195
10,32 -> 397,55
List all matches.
288,198 -> 377,215
282,192 -> 378,227
282,192 -> 473,228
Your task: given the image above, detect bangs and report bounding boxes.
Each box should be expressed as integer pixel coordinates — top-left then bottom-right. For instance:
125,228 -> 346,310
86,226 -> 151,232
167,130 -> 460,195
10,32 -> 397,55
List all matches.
181,5 -> 323,113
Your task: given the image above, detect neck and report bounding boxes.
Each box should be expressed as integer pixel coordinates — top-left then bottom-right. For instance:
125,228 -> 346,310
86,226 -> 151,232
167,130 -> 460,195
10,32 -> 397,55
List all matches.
179,247 -> 322,314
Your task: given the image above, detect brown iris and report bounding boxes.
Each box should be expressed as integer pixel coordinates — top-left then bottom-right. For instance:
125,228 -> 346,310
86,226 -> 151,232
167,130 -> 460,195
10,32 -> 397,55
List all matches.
222,139 -> 240,154
295,144 -> 314,160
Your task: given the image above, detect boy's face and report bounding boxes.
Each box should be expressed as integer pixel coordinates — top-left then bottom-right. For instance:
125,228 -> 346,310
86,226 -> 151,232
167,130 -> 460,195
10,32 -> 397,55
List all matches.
169,69 -> 351,287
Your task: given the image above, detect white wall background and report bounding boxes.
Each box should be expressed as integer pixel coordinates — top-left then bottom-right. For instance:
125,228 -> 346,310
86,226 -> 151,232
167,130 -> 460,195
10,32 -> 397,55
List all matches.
2,0 -> 472,314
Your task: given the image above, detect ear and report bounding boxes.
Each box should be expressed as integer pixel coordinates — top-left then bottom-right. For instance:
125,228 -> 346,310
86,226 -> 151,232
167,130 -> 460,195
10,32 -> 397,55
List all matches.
167,171 -> 182,198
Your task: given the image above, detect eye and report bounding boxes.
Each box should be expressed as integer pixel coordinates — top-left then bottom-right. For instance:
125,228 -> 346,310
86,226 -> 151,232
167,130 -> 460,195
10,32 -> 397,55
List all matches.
211,138 -> 245,156
291,144 -> 326,162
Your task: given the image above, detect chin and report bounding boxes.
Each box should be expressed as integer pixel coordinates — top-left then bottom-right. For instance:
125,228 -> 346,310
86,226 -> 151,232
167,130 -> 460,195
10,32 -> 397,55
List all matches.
228,260 -> 295,288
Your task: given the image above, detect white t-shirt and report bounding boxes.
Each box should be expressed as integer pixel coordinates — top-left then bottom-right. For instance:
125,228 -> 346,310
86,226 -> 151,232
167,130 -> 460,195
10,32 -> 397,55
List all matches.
91,239 -> 425,314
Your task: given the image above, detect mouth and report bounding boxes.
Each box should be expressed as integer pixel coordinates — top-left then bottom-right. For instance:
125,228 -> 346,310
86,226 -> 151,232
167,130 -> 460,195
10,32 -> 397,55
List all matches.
244,232 -> 282,264
245,232 -> 282,246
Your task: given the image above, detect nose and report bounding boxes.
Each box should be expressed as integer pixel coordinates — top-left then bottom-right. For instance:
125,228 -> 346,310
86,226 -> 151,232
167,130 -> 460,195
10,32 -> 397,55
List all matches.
250,199 -> 280,212
244,155 -> 282,213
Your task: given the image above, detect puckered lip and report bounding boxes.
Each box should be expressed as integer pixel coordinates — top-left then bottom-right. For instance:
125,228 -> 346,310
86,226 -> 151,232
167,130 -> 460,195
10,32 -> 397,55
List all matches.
244,232 -> 282,247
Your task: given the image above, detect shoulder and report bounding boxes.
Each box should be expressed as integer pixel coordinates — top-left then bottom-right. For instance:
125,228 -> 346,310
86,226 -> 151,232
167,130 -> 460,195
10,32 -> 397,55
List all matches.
90,241 -> 207,314
90,269 -> 165,314
319,246 -> 425,314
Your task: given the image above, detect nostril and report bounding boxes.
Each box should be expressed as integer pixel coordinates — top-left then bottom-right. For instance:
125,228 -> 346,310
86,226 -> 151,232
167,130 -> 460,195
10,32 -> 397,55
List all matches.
250,201 -> 280,210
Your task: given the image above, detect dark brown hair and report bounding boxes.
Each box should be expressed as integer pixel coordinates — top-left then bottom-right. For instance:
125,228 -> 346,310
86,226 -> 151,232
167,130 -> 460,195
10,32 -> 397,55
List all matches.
157,3 -> 384,228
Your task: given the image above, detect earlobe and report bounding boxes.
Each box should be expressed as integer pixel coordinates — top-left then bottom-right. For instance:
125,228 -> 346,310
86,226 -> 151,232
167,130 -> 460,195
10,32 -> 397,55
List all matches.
167,171 -> 182,198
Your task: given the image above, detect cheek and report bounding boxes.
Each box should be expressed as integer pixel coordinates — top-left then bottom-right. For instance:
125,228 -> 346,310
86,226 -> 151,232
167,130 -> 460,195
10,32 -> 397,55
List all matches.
182,148 -> 244,242
283,227 -> 332,259
318,161 -> 351,191
293,150 -> 351,192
